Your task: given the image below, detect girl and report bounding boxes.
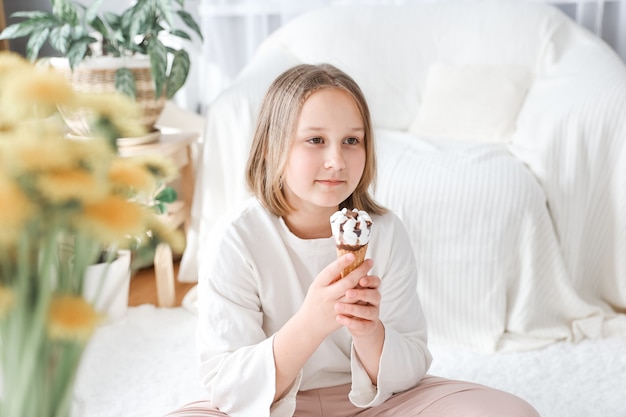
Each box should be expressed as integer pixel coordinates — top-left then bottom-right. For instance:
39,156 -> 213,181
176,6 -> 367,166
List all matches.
167,64 -> 540,417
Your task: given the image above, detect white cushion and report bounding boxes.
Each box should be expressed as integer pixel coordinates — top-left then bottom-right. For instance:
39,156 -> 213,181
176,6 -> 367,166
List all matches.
409,63 -> 531,143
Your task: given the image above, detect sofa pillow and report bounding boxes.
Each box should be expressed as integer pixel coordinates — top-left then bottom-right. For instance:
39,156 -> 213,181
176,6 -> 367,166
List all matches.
409,63 -> 531,143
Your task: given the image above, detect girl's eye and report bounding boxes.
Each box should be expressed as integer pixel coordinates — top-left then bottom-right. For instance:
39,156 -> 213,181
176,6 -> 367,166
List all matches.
344,137 -> 360,145
307,137 -> 323,144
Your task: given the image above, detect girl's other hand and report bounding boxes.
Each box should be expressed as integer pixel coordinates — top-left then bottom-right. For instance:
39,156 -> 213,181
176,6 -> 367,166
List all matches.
335,263 -> 382,338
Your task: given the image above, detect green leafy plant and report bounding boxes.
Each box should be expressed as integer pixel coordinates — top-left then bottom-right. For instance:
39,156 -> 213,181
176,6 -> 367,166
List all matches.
0,0 -> 203,100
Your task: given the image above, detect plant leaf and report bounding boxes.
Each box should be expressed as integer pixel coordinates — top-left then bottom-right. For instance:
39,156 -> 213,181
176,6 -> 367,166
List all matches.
169,29 -> 191,41
85,0 -> 105,24
103,44 -> 121,56
73,25 -> 89,39
127,42 -> 145,55
176,10 -> 203,41
154,202 -> 166,215
156,187 -> 178,204
49,24 -> 72,53
128,0 -> 152,46
156,0 -> 175,28
166,49 -> 190,99
120,7 -> 134,31
90,16 -> 109,39
0,22 -> 37,40
11,11 -> 55,19
109,28 -> 125,44
26,27 -> 50,60
66,38 -> 92,69
147,37 -> 168,99
103,12 -> 121,31
115,67 -> 136,99
0,16 -> 58,40
52,0 -> 79,25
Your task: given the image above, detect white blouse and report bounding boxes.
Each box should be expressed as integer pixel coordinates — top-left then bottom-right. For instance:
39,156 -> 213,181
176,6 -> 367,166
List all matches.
196,199 -> 431,417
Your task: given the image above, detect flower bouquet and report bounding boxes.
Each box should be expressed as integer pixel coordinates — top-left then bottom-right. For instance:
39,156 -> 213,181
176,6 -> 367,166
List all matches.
0,52 -> 184,417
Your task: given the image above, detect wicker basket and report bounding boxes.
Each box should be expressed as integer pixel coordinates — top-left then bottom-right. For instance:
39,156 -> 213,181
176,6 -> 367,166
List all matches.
51,57 -> 166,137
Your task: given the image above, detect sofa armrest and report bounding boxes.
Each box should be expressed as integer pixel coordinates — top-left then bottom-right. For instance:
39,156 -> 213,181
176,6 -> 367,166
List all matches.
512,19 -> 626,306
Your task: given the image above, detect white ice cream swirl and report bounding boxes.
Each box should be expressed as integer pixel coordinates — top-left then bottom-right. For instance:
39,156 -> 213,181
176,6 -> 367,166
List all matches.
330,208 -> 373,248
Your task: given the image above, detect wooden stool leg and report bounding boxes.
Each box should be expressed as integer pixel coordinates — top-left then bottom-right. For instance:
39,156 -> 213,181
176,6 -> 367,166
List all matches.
154,243 -> 176,307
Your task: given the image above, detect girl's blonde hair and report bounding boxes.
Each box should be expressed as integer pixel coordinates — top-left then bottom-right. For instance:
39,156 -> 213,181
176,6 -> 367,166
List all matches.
245,63 -> 386,217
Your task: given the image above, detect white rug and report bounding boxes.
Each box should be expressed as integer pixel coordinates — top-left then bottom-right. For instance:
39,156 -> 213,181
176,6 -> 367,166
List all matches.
75,305 -> 626,417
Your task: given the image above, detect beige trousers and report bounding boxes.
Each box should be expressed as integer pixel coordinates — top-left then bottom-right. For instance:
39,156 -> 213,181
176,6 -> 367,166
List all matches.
165,376 -> 540,417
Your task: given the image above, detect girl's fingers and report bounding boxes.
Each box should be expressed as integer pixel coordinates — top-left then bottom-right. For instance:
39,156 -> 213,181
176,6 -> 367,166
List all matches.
357,274 -> 380,290
317,253 -> 356,286
335,302 -> 378,322
345,286 -> 380,306
336,314 -> 379,333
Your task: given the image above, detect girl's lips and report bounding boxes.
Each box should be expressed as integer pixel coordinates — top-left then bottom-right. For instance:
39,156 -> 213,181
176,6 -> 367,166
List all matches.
317,179 -> 344,186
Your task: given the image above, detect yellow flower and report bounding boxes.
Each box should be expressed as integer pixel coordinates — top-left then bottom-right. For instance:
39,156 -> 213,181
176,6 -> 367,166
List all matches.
0,173 -> 34,246
133,154 -> 179,183
78,195 -> 147,245
37,167 -> 106,204
47,294 -> 100,342
73,92 -> 146,138
76,92 -> 140,119
0,67 -> 75,122
0,125 -> 75,173
0,285 -> 15,319
66,136 -> 116,165
108,157 -> 155,195
0,51 -> 30,76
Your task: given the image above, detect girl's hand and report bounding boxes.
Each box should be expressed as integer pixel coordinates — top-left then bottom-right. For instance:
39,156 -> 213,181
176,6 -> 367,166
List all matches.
297,254 -> 366,339
273,254 -> 368,401
335,263 -> 385,384
335,265 -> 382,338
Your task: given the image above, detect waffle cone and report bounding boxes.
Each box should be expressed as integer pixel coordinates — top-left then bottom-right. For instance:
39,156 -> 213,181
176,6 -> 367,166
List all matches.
336,244 -> 368,279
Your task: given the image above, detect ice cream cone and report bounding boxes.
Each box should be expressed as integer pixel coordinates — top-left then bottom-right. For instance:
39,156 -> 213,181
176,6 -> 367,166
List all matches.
336,243 -> 368,279
330,208 -> 373,282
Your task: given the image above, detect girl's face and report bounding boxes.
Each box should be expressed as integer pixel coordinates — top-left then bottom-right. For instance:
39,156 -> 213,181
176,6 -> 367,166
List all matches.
282,88 -> 366,214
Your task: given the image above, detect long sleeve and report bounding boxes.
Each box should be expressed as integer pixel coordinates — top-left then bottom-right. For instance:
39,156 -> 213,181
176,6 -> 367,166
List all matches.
196,202 -> 308,417
196,238 -> 279,417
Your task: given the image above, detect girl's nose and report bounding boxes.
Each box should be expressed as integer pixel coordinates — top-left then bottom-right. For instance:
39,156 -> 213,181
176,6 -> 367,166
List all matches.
324,146 -> 345,170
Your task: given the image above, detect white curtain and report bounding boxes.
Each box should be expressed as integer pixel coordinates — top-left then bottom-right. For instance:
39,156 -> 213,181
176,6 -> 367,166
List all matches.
191,0 -> 332,113
177,0 -> 623,115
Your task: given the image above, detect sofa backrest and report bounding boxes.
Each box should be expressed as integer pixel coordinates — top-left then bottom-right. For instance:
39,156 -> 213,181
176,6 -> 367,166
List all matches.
255,1 -> 565,130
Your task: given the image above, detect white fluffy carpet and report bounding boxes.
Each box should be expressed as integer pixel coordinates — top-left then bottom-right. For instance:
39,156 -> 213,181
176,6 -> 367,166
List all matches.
75,305 -> 626,417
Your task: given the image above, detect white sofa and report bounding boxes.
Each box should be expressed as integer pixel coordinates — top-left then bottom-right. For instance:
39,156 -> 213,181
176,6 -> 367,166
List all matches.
76,2 -> 626,416
181,0 -> 626,352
